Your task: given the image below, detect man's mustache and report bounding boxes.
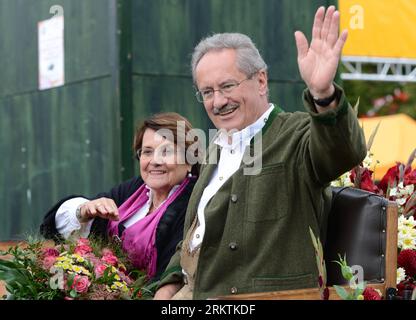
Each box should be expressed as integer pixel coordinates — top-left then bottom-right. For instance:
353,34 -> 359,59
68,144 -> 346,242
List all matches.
213,104 -> 239,115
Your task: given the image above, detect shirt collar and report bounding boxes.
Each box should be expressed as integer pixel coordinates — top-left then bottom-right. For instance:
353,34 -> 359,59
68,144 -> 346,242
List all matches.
145,184 -> 180,206
214,104 -> 275,150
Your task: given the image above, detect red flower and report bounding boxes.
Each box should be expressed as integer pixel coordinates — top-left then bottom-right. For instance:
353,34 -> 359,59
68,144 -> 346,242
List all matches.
363,287 -> 382,300
378,163 -> 411,194
350,168 -> 379,193
405,169 -> 416,185
397,278 -> 416,297
360,169 -> 379,193
398,249 -> 416,277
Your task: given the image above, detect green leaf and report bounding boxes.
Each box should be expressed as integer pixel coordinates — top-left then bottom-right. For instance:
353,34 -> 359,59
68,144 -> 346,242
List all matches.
341,265 -> 353,281
353,97 -> 360,117
334,285 -> 351,300
366,121 -> 381,151
70,289 -> 78,298
309,227 -> 318,251
405,148 -> 416,172
354,286 -> 364,298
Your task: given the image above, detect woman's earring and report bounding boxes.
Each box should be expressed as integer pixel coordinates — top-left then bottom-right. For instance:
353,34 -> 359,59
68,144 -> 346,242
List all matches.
187,171 -> 192,177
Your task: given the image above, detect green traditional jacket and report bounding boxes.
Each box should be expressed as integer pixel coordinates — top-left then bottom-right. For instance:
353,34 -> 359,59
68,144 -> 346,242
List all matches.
159,85 -> 367,299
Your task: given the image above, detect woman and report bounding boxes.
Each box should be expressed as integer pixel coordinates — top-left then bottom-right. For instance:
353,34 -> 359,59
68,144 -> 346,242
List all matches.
40,112 -> 199,281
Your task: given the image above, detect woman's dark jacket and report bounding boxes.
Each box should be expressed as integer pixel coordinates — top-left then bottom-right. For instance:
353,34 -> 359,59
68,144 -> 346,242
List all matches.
40,177 -> 195,281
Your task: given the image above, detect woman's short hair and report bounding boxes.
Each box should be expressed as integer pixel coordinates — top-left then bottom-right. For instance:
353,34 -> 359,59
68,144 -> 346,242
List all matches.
191,32 -> 268,82
133,112 -> 200,176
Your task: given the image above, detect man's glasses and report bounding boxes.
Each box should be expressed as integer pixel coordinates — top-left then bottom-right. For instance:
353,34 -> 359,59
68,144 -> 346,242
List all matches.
195,76 -> 253,103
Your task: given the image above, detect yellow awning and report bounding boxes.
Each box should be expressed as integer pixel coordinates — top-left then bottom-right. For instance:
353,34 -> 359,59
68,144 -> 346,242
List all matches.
340,0 -> 416,59
359,114 -> 416,180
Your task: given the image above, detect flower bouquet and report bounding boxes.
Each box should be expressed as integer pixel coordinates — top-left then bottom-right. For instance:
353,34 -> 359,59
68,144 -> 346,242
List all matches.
0,236 -> 157,300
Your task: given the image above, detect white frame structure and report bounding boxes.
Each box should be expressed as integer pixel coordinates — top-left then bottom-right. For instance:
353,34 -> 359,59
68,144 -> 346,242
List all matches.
341,56 -> 416,82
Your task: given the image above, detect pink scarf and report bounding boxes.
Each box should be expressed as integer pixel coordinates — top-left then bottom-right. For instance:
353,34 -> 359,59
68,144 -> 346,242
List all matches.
107,177 -> 190,278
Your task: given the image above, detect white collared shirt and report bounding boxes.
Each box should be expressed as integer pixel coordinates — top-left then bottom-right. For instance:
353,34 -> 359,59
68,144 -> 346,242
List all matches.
189,104 -> 275,251
55,184 -> 179,239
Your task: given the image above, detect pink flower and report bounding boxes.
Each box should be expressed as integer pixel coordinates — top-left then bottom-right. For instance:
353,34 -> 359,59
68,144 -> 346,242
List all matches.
101,254 -> 118,266
74,244 -> 93,256
77,238 -> 90,246
72,275 -> 90,294
41,247 -> 60,258
101,248 -> 115,256
42,256 -> 57,270
83,253 -> 101,266
94,264 -> 108,278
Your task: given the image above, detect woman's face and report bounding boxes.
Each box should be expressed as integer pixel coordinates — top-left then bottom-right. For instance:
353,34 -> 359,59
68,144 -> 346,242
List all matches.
139,128 -> 191,196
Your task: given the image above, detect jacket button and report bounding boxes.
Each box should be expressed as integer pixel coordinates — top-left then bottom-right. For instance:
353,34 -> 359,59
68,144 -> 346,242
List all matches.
230,287 -> 238,294
230,194 -> 238,203
229,242 -> 238,250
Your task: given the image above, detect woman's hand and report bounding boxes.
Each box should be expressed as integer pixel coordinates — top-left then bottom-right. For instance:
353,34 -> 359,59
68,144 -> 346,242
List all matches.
294,6 -> 347,99
77,197 -> 119,222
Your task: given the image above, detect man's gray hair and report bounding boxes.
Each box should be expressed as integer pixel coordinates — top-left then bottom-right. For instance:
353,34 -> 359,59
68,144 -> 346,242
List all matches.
191,33 -> 268,83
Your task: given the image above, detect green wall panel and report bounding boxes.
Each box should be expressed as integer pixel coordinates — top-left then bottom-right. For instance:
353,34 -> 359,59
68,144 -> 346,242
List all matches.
0,0 -> 336,240
0,78 -> 120,240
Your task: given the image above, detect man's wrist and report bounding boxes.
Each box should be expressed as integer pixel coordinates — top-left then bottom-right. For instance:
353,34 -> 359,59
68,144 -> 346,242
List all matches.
309,85 -> 339,107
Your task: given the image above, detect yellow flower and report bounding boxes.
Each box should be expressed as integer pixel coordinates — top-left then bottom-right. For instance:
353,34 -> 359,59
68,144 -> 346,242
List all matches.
71,254 -> 85,263
357,294 -> 364,300
56,256 -> 70,262
56,261 -> 72,270
72,265 -> 82,273
110,281 -> 127,291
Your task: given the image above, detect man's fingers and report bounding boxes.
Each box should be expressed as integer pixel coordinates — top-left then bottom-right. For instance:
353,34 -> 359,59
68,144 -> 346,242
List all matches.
294,31 -> 309,60
312,6 -> 325,40
334,29 -> 348,57
327,10 -> 341,47
320,6 -> 335,41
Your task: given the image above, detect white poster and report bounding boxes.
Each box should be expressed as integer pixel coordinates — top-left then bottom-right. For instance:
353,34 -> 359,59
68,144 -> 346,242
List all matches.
38,16 -> 64,90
